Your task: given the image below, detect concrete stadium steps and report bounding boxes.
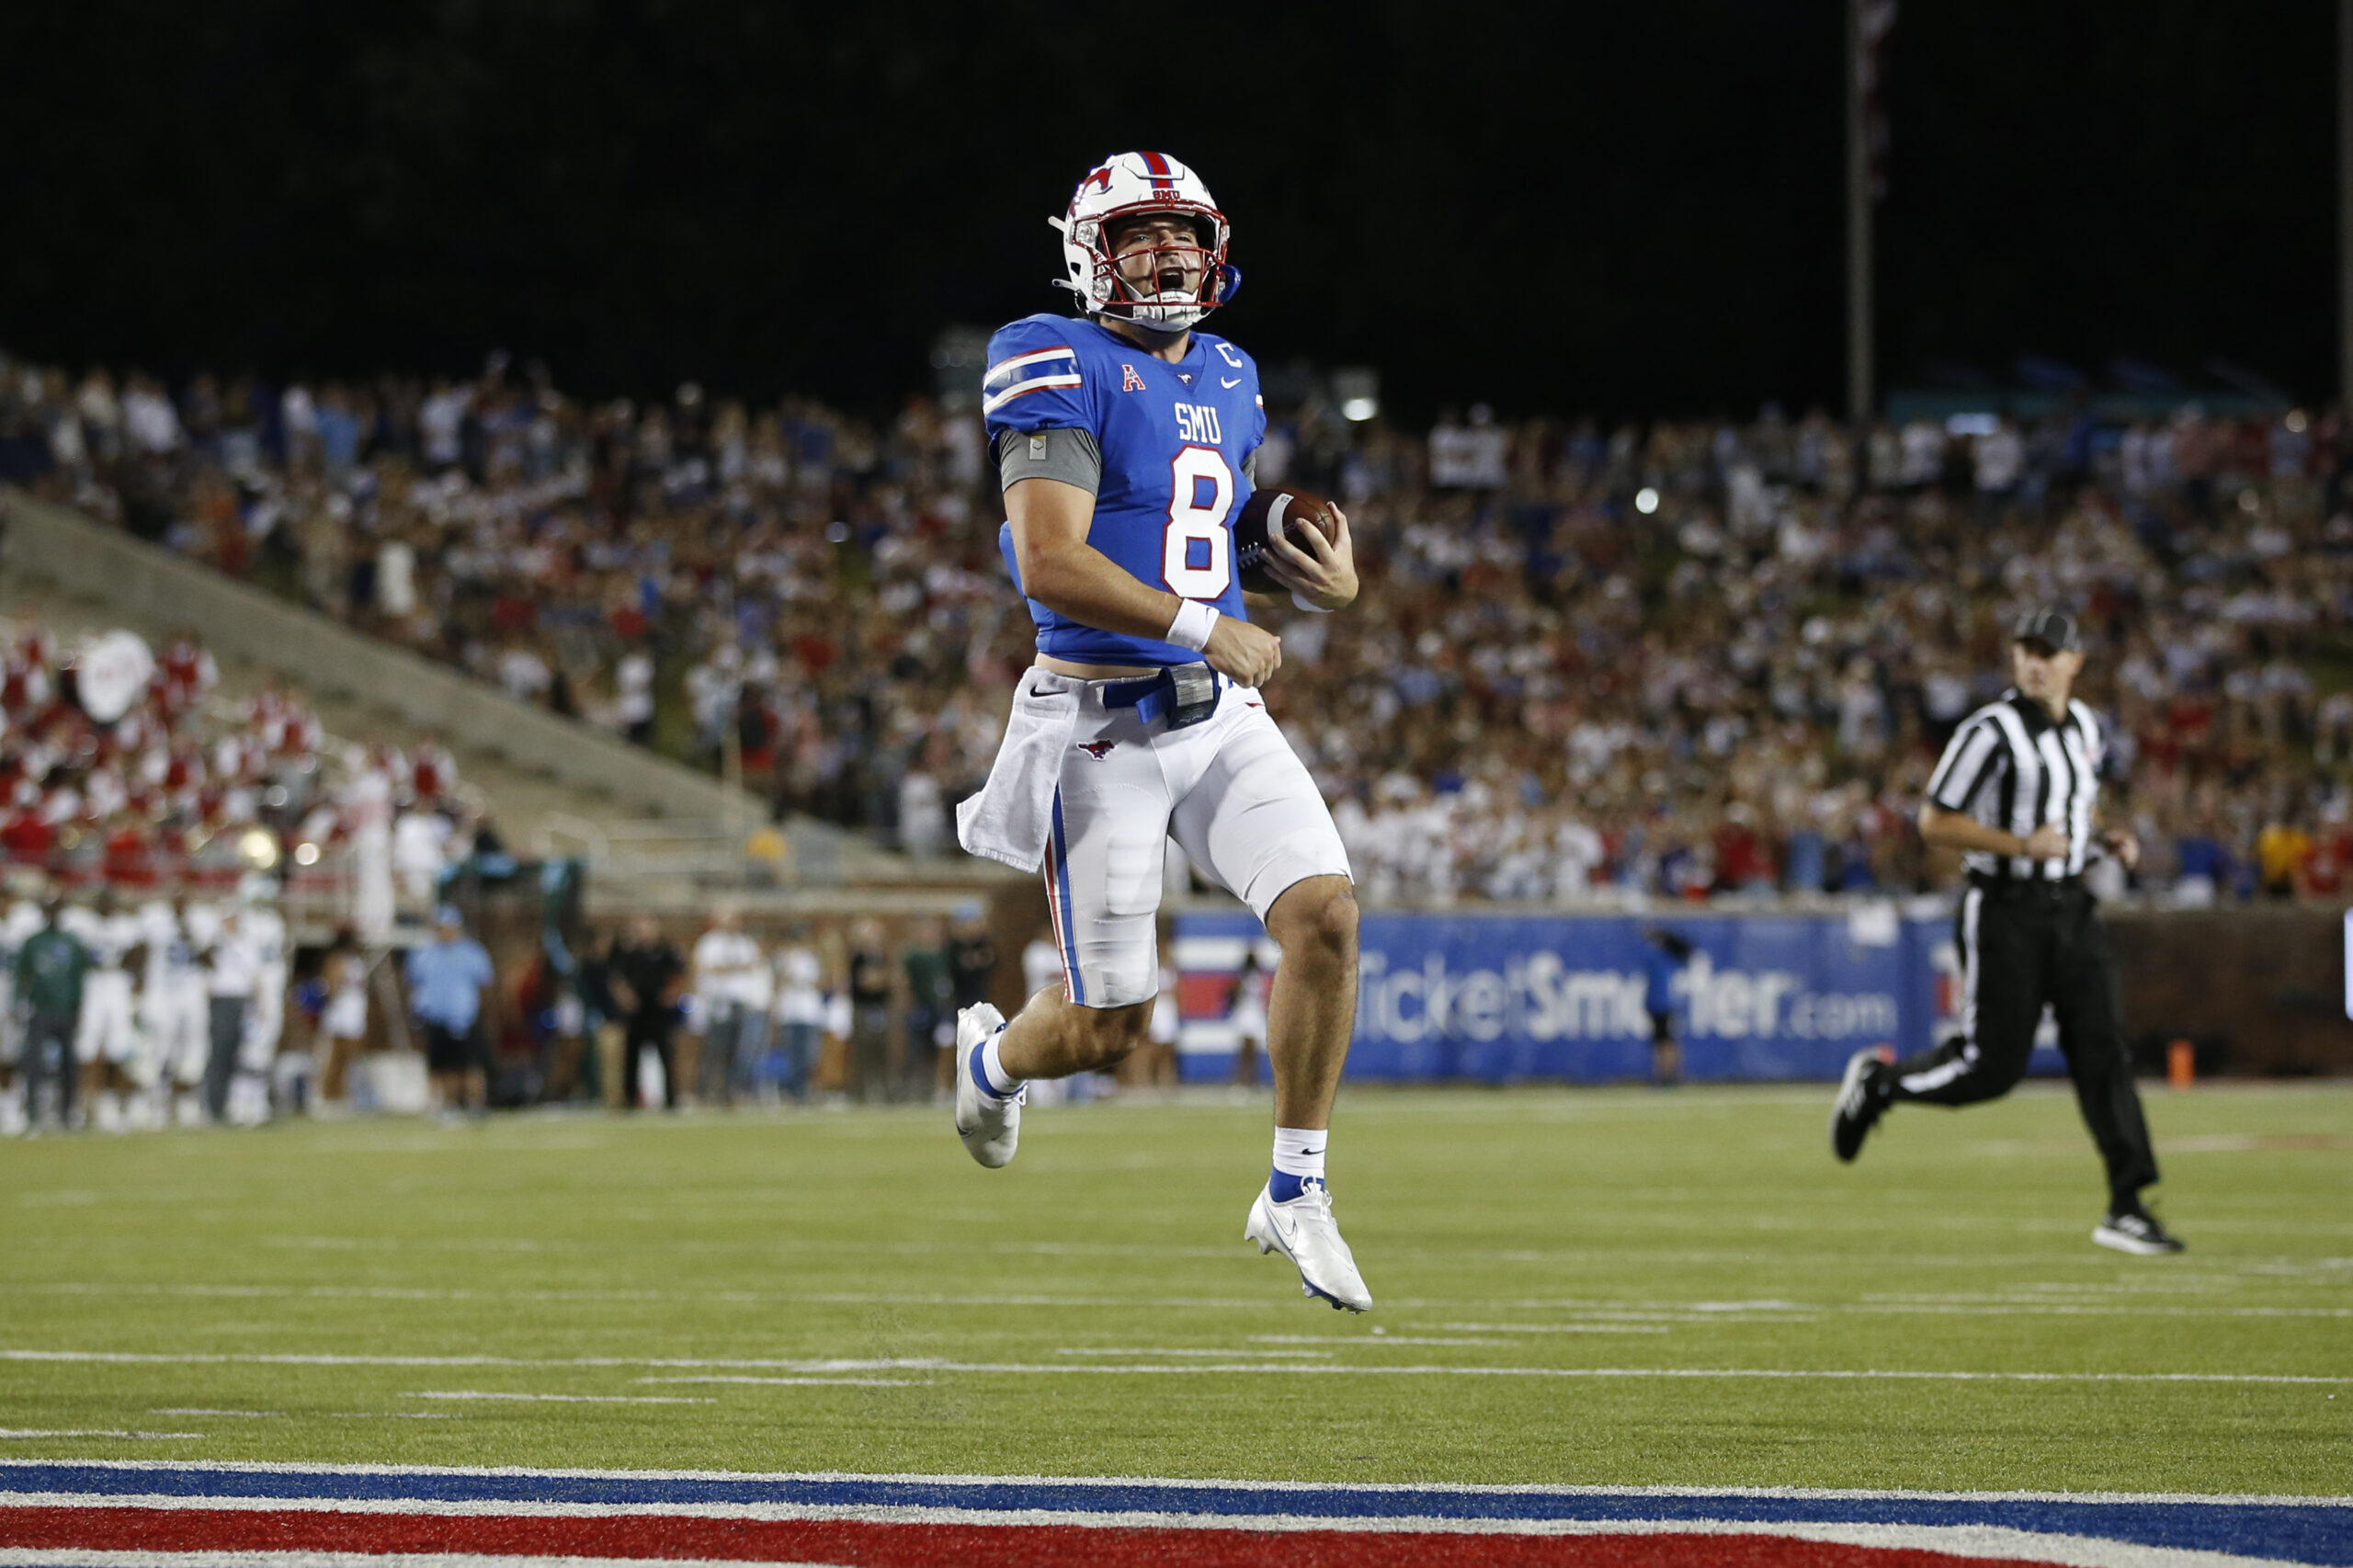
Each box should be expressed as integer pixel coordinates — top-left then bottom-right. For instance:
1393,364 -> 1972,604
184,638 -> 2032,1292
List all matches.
0,486 -> 1011,899
0,553 -> 610,854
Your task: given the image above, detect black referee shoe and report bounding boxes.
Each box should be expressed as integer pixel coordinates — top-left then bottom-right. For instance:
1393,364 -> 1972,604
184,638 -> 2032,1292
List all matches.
1829,1045 -> 1894,1163
2093,1206 -> 2186,1256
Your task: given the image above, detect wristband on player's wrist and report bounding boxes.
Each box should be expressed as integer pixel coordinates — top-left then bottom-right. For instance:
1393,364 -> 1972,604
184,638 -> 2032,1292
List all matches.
1165,598 -> 1220,652
1290,590 -> 1332,614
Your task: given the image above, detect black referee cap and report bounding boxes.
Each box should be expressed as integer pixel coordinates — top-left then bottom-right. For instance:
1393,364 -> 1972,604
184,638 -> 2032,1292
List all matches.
2012,608 -> 2081,653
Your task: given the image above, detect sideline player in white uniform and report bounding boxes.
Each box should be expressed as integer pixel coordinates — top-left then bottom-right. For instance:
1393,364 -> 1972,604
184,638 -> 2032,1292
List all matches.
142,896 -> 211,1126
238,884 -> 289,1051
238,884 -> 290,1120
953,153 -> 1371,1311
66,891 -> 145,1132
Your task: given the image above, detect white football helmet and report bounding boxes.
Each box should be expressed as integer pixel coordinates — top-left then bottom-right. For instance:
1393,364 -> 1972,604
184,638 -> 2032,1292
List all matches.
1051,152 -> 1238,333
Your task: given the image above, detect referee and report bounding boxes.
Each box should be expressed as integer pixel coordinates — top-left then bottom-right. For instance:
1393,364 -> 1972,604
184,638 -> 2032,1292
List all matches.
1830,608 -> 2183,1256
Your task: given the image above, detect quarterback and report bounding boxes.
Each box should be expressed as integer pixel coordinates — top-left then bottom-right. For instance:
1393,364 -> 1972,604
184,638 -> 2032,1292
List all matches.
953,152 -> 1371,1311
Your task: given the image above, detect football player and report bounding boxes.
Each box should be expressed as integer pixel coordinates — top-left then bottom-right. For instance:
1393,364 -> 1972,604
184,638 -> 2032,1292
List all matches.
954,153 -> 1371,1311
65,889 -> 145,1132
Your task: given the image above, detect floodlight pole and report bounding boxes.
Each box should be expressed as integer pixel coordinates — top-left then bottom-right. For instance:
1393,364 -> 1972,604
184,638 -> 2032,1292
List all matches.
2342,0 -> 2353,405
1846,0 -> 1874,423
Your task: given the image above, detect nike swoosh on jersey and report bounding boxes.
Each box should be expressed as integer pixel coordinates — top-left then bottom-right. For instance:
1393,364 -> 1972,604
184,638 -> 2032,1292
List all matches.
1222,376 -> 1243,388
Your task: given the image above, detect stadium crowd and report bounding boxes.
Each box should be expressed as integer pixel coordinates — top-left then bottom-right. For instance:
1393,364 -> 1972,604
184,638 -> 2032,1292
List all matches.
5,347 -> 2353,905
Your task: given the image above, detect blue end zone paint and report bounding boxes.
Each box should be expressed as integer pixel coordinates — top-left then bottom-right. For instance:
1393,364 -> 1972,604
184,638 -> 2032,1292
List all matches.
5,1464 -> 2349,1564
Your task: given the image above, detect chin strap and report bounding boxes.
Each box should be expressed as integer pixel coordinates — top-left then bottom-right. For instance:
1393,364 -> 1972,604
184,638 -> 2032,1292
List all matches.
1217,264 -> 1242,304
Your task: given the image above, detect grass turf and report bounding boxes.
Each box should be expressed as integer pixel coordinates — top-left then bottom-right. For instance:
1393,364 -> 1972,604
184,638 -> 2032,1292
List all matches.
1,1083 -> 2347,1494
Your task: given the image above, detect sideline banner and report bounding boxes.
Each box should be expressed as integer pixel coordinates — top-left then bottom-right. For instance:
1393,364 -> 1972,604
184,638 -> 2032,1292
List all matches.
1175,906 -> 1951,1084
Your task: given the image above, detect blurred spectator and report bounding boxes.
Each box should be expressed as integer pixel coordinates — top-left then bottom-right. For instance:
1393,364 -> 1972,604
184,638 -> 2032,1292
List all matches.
689,903 -> 767,1105
903,917 -> 952,1101
944,912 -> 995,1093
846,918 -> 893,1103
768,925 -> 824,1103
1642,926 -> 1694,1086
577,927 -> 627,1109
315,930 -> 371,1109
1229,948 -> 1269,1088
2256,816 -> 2312,900
13,894 -> 89,1130
404,904 -> 494,1118
608,914 -> 683,1109
392,806 -> 455,910
948,912 -> 995,1013
201,906 -> 271,1126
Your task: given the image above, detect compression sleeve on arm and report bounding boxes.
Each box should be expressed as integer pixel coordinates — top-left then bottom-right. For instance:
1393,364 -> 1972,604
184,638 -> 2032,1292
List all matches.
996,426 -> 1102,495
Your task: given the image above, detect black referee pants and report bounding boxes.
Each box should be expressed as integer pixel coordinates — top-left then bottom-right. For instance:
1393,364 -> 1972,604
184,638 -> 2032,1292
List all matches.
1887,881 -> 2160,1208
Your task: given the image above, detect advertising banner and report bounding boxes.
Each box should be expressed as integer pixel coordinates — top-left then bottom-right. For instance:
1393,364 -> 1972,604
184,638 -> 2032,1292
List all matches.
1175,905 -> 1953,1084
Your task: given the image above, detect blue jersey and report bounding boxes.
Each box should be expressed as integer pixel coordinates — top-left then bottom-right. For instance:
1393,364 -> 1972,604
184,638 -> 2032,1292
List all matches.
983,313 -> 1267,666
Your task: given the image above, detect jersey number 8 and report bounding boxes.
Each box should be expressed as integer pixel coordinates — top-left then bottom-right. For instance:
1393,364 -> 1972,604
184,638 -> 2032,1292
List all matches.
1163,445 -> 1234,600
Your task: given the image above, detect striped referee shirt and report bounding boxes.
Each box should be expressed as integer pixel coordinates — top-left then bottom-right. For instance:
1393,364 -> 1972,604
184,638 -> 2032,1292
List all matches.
1924,691 -> 2105,881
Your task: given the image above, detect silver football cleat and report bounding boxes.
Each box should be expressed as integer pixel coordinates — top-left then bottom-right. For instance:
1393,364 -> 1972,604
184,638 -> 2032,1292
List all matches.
952,1003 -> 1021,1168
1246,1179 -> 1373,1312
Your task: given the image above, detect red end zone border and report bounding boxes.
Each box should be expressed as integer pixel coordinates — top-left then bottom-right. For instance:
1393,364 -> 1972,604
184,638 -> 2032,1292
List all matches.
0,1460 -> 2346,1567
0,1507 -> 2046,1566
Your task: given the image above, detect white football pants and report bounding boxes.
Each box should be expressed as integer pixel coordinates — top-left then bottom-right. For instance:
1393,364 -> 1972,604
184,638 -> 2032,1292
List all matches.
146,976 -> 211,1088
74,971 -> 138,1066
1028,669 -> 1350,1009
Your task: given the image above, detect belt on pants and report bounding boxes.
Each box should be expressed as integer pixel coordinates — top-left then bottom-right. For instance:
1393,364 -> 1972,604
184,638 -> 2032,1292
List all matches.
1102,662 -> 1223,729
1968,871 -> 2086,902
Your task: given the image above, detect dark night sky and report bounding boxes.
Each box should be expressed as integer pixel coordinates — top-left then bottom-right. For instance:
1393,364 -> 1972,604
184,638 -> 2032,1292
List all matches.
0,1 -> 2334,421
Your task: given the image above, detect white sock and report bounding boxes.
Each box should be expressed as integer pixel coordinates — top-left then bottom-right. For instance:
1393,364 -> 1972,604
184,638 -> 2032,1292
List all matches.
980,1029 -> 1022,1099
1271,1126 -> 1327,1198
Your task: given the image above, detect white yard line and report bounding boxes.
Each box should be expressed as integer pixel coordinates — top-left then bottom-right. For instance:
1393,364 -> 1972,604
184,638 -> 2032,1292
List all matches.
15,1280 -> 2353,1317
403,1392 -> 710,1405
6,1347 -> 2345,1384
1052,1348 -> 1334,1358
634,1378 -> 929,1388
1437,1322 -> 1677,1334
1249,1335 -> 1502,1346
0,1430 -> 200,1441
0,1282 -> 1283,1311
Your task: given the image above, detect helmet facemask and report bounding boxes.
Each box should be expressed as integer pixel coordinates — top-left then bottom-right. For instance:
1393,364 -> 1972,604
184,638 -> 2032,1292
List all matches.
1096,211 -> 1222,332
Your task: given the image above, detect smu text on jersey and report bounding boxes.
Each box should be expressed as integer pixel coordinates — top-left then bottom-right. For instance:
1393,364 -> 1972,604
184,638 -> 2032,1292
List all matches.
984,313 -> 1267,668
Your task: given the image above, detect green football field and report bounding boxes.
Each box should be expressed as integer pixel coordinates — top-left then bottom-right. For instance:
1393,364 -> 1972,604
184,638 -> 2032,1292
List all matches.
3,1083 -> 2347,1495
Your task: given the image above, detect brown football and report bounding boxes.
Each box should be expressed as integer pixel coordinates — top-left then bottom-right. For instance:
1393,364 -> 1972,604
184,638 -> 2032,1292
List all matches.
1233,484 -> 1339,596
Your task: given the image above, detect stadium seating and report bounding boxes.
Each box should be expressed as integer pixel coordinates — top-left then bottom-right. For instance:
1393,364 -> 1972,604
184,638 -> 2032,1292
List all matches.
3,354 -> 2347,903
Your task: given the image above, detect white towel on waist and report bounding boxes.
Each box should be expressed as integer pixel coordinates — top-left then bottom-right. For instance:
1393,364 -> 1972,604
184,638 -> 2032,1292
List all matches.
957,672 -> 1081,872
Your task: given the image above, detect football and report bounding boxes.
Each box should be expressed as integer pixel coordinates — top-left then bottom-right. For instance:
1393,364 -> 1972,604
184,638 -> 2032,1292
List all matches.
1232,484 -> 1340,596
